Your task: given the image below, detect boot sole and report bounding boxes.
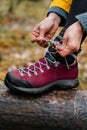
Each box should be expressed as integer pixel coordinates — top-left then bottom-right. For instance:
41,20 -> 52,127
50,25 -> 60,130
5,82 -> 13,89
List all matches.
4,77 -> 79,95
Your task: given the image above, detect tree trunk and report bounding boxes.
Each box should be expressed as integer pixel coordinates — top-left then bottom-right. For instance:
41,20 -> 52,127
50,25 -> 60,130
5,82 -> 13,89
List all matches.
0,82 -> 87,130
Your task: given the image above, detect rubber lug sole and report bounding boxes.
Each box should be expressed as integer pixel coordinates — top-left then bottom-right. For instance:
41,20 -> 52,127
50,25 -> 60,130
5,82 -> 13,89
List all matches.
4,77 -> 79,95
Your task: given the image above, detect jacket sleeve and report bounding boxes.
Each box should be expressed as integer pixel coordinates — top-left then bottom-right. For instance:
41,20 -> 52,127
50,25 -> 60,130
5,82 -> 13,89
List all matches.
47,0 -> 72,26
50,0 -> 72,13
76,12 -> 87,34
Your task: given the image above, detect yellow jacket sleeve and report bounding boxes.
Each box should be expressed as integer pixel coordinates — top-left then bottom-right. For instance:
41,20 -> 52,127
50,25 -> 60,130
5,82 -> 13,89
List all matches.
50,0 -> 72,13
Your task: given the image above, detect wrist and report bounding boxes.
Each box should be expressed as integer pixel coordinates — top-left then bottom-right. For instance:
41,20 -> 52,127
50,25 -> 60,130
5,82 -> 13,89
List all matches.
76,21 -> 83,33
48,12 -> 61,25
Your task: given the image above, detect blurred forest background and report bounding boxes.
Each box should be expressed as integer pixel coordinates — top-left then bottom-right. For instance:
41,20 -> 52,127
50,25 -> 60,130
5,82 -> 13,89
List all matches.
0,0 -> 87,90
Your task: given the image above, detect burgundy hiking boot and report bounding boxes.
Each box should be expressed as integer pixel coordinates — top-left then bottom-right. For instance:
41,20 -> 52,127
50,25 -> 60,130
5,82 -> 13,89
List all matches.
4,45 -> 79,94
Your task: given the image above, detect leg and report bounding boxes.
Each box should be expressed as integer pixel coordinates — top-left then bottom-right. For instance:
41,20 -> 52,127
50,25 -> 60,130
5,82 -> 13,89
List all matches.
59,0 -> 87,39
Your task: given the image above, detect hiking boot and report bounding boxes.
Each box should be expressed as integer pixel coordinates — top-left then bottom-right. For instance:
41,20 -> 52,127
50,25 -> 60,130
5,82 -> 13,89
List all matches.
4,44 -> 79,94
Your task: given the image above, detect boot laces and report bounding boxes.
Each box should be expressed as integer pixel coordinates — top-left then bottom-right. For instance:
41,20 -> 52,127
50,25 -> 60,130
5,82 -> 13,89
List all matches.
19,46 -> 60,76
18,45 -> 76,76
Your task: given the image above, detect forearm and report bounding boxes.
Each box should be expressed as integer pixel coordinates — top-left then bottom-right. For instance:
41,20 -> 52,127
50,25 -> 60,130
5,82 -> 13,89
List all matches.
50,0 -> 72,13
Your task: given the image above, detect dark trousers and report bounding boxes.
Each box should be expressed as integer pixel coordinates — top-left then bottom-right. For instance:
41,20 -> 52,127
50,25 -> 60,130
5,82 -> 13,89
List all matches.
59,0 -> 87,41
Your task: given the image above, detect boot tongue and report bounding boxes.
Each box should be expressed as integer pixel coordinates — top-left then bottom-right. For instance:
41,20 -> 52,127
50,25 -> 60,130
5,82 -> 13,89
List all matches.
45,45 -> 76,65
45,45 -> 65,65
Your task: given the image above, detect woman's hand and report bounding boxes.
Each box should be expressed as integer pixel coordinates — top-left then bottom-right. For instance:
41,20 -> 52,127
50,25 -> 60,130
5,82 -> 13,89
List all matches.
56,21 -> 83,56
31,13 -> 61,48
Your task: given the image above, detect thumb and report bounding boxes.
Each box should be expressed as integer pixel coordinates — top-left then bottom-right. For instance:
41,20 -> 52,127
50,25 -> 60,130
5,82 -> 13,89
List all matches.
55,42 -> 64,51
55,37 -> 67,51
62,37 -> 67,48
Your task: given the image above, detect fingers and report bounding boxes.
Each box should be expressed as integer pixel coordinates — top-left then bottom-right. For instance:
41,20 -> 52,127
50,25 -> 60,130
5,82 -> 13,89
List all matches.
56,39 -> 80,57
35,28 -> 49,47
31,25 -> 51,48
55,38 -> 67,56
31,26 -> 40,43
31,16 -> 60,47
55,22 -> 83,57
55,35 -> 73,57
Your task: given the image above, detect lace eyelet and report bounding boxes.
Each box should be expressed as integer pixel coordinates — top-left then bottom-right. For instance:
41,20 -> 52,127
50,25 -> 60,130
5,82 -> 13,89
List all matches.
19,69 -> 24,76
40,69 -> 44,73
34,71 -> 38,75
54,62 -> 60,67
47,65 -> 50,69
20,73 -> 24,76
28,73 -> 32,76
